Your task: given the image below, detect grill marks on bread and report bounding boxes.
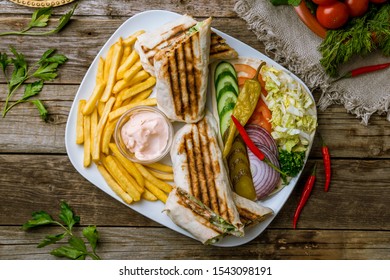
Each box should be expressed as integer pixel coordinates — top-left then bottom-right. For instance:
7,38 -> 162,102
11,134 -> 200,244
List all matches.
179,118 -> 228,220
141,25 -> 189,66
162,33 -> 200,121
209,32 -> 238,60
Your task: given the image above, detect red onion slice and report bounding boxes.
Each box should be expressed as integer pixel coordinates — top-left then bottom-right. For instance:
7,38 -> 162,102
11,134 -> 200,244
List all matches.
245,124 -> 278,156
247,143 -> 281,200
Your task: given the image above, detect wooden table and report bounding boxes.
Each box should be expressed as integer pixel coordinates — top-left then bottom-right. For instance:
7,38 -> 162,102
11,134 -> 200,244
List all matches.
1,0 -> 390,260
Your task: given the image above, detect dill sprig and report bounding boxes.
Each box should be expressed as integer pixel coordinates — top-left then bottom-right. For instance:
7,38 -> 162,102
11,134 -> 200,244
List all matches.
318,4 -> 390,77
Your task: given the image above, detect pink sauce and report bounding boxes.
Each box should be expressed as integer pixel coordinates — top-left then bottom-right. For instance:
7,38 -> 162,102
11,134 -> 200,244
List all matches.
121,111 -> 169,161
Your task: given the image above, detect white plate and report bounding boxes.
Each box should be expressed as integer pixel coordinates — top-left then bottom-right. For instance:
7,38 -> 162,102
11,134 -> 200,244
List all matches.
65,10 -> 317,247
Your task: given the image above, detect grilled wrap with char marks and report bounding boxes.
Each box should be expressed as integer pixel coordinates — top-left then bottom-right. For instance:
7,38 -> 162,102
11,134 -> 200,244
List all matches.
164,113 -> 243,243
164,113 -> 274,244
134,15 -> 238,76
153,17 -> 212,123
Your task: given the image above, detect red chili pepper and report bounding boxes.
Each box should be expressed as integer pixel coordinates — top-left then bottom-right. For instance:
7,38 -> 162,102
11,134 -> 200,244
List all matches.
321,139 -> 331,192
334,62 -> 390,82
293,163 -> 317,229
231,115 -> 286,176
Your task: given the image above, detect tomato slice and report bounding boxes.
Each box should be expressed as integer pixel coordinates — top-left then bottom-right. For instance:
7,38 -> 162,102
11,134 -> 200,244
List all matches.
248,98 -> 272,133
235,64 -> 268,97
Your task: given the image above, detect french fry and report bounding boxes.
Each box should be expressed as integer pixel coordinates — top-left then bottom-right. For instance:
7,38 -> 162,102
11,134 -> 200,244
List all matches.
111,156 -> 144,194
83,112 -> 91,167
121,97 -> 133,107
122,61 -> 143,82
134,163 -> 173,193
101,42 -> 123,102
112,79 -> 128,95
128,70 -> 150,87
121,76 -> 156,101
96,57 -> 105,83
108,98 -> 157,121
76,99 -> 86,144
144,180 -> 168,203
112,95 -> 124,110
101,120 -> 117,155
103,44 -> 115,82
83,81 -> 106,115
109,142 -> 145,188
97,164 -> 133,204
130,88 -> 153,103
90,109 -> 98,154
120,45 -> 132,66
116,50 -> 140,80
101,155 -> 141,201
97,101 -> 105,117
144,162 -> 173,173
123,30 -> 145,47
146,168 -> 174,181
92,96 -> 115,161
113,61 -> 143,94
142,189 -> 158,201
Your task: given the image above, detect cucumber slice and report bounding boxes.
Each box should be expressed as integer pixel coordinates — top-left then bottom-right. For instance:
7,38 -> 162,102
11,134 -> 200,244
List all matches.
214,61 -> 237,84
219,102 -> 235,136
216,83 -> 238,100
217,91 -> 237,114
215,71 -> 239,95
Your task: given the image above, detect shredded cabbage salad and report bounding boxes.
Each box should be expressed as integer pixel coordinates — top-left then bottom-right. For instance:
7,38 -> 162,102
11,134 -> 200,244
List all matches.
261,65 -> 317,153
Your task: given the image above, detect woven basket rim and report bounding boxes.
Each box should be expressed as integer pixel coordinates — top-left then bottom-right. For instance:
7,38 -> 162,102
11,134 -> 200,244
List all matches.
9,0 -> 76,7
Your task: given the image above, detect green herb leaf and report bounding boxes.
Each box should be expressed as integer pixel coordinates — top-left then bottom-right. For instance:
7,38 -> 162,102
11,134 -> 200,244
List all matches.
33,63 -> 59,81
38,233 -> 66,248
279,149 -> 306,178
59,201 -> 80,231
9,47 -> 28,89
69,236 -> 87,253
48,3 -> 78,35
9,67 -> 26,89
38,49 -> 68,65
22,80 -> 44,100
28,7 -> 52,28
22,211 -> 55,230
50,246 -> 86,260
0,4 -> 77,37
23,201 -> 101,260
30,100 -> 48,121
82,226 -> 99,251
10,46 -> 27,69
0,52 -> 10,73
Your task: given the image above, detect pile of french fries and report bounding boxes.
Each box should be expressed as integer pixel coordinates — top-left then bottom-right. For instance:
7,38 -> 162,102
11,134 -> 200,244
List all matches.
75,31 -> 173,204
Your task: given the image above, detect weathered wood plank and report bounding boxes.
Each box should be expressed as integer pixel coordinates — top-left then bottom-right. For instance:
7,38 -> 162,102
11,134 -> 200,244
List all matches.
0,155 -> 390,231
0,0 -> 238,17
1,84 -> 390,156
1,226 -> 389,260
0,16 -> 264,84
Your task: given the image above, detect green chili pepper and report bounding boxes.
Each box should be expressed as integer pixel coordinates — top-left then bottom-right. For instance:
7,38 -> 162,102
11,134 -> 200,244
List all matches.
222,62 -> 265,158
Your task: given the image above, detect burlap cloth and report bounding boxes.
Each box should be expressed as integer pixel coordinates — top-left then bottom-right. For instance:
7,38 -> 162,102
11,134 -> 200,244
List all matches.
234,0 -> 390,125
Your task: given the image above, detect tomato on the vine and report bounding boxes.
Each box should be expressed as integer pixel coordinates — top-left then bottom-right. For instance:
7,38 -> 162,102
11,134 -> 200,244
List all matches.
312,0 -> 337,5
316,2 -> 350,29
345,0 -> 369,17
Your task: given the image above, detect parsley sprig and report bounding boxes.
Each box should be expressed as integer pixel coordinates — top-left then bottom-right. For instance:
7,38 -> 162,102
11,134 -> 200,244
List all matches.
0,4 -> 77,37
0,46 -> 67,121
22,201 -> 101,260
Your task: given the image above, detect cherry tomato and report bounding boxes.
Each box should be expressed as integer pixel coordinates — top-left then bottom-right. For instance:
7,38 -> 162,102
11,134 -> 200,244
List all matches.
312,0 -> 337,5
369,0 -> 387,4
345,0 -> 369,17
316,2 -> 350,29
